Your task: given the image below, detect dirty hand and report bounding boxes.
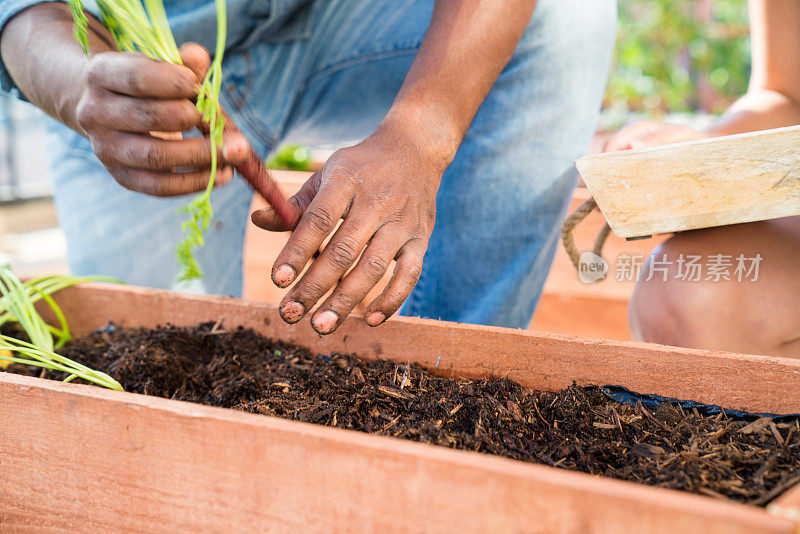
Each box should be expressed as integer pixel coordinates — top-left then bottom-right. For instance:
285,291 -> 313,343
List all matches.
251,125 -> 442,334
75,43 -> 249,196
603,120 -> 708,152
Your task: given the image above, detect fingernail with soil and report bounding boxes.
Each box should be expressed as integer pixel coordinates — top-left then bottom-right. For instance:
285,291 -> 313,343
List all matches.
365,312 -> 385,327
313,311 -> 339,334
273,265 -> 296,287
280,300 -> 304,323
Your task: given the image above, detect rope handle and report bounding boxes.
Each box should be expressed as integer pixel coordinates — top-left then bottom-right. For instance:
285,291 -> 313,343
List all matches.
560,196 -> 611,279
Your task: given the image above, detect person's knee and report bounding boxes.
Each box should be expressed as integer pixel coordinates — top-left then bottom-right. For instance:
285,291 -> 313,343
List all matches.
629,233 -> 740,349
628,242 -> 694,347
629,221 -> 800,356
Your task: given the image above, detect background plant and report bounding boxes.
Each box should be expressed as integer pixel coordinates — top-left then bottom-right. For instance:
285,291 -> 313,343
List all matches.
605,0 -> 750,118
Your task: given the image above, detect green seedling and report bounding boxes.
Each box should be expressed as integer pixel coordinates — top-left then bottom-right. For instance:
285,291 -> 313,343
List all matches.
0,265 -> 123,390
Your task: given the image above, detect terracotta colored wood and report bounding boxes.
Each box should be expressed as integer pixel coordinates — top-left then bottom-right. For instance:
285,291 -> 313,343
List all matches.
530,293 -> 630,341
0,374 -> 793,534
576,125 -> 800,238
770,484 -> 800,527
44,283 -> 800,415
4,283 -> 800,532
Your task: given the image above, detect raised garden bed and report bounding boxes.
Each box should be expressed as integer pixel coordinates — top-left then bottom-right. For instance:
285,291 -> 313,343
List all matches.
3,283 -> 800,532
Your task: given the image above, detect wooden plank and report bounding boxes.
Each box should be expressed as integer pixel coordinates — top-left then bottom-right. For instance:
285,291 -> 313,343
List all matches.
576,125 -> 800,238
530,293 -> 630,341
0,372 -> 792,533
44,283 -> 800,415
770,483 -> 800,526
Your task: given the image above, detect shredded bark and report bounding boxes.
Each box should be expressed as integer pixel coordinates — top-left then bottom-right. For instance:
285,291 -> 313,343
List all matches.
7,321 -> 800,506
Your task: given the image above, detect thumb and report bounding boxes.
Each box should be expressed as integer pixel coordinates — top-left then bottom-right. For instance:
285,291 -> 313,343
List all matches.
251,170 -> 322,232
179,42 -> 211,84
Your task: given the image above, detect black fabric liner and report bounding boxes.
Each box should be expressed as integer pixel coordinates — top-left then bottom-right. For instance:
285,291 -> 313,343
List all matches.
601,385 -> 800,422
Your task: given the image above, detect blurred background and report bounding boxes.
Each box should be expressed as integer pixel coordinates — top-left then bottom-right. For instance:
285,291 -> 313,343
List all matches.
604,0 -> 749,126
0,0 -> 753,338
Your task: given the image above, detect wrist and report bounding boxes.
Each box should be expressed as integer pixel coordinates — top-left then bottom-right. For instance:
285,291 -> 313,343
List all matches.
375,99 -> 464,174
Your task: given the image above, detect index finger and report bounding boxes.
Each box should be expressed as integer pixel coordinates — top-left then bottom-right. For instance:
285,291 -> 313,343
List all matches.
87,52 -> 198,99
271,169 -> 353,288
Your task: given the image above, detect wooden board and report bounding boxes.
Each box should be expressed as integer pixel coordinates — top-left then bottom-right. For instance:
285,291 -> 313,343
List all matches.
770,483 -> 800,526
1,372 -> 792,534
2,283 -> 800,532
576,125 -> 800,238
43,283 -> 800,415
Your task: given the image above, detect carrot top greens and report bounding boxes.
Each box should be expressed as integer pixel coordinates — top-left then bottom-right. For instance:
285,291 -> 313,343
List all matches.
0,265 -> 123,390
68,0 -> 228,283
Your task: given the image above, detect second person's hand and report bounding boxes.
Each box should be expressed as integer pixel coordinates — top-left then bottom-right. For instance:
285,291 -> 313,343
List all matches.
603,119 -> 708,152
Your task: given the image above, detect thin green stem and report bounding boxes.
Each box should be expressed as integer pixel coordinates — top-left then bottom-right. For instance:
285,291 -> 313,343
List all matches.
71,0 -> 228,283
0,266 -> 124,391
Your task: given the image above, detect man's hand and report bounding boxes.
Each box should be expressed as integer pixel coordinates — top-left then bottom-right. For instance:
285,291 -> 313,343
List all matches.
252,124 -> 441,334
75,43 -> 248,197
250,0 -> 536,334
603,120 -> 707,152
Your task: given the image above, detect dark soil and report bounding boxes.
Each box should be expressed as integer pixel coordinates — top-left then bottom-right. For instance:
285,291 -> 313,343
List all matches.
7,321 -> 800,506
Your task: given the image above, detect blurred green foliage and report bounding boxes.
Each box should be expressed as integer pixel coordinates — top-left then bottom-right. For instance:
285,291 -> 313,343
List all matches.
606,0 -> 750,115
267,144 -> 313,171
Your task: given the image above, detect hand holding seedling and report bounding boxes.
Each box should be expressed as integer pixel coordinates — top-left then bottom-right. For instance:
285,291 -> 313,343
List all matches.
75,44 -> 249,197
3,2 -> 297,281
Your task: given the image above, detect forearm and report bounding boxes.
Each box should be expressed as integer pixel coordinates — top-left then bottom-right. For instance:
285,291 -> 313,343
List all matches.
378,0 -> 537,170
704,89 -> 800,137
0,2 -> 114,131
705,0 -> 800,137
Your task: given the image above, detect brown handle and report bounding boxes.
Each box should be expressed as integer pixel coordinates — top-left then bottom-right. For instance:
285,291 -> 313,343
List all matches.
218,107 -> 300,229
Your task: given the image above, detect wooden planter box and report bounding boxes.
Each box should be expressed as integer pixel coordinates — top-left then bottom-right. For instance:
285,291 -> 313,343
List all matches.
3,283 -> 800,533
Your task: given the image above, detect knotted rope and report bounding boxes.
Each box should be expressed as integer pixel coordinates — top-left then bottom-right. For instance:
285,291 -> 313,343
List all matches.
560,196 -> 611,277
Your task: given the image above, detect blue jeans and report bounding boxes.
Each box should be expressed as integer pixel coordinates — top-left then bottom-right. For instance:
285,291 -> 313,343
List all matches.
46,0 -> 616,328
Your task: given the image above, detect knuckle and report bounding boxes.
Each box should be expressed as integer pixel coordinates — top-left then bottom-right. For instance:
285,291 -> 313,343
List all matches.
111,167 -> 134,190
74,96 -> 97,129
136,100 -> 161,128
325,155 -> 360,186
285,241 -> 312,262
330,290 -> 358,311
366,187 -> 393,210
143,143 -> 167,169
147,178 -> 170,197
125,67 -> 146,94
326,237 -> 359,268
91,138 -> 110,162
305,205 -> 336,233
85,54 -> 112,87
423,209 -> 436,232
174,101 -> 199,128
291,279 -> 326,304
363,254 -> 389,277
403,255 -> 424,283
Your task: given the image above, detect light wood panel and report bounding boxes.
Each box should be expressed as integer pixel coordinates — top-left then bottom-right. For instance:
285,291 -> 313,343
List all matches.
577,125 -> 800,238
